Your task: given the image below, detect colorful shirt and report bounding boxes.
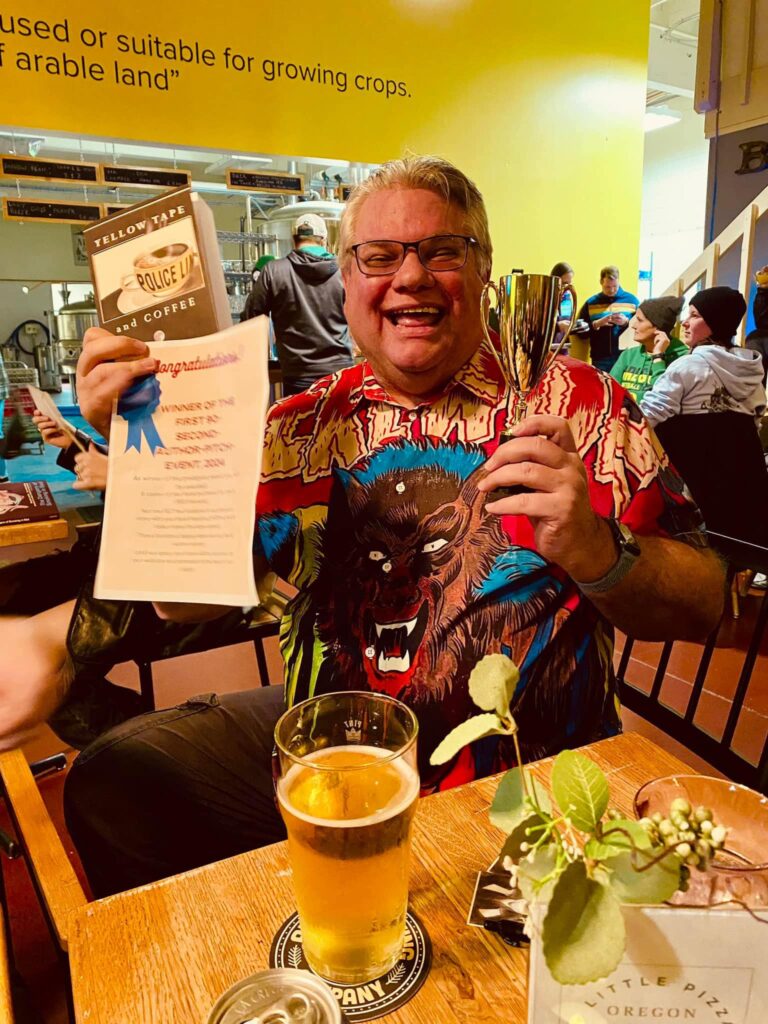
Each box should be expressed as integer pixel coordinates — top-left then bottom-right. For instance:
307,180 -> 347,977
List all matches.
579,288 -> 640,364
256,341 -> 699,793
610,339 -> 688,404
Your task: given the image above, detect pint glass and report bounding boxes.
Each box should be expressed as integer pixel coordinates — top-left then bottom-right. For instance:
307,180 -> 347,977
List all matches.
275,692 -> 419,985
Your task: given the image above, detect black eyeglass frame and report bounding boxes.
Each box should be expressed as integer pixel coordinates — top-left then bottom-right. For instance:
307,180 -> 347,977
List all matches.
349,234 -> 479,277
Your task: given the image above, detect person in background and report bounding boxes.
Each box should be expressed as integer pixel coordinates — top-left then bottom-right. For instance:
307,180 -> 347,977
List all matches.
551,261 -> 574,338
610,295 -> 686,405
0,353 -> 9,482
246,212 -> 353,396
746,264 -> 768,384
32,410 -> 108,492
641,286 -> 766,429
579,265 -> 639,374
241,254 -> 276,324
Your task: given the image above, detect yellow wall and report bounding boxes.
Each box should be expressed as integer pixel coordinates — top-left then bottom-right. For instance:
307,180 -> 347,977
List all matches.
0,0 -> 650,295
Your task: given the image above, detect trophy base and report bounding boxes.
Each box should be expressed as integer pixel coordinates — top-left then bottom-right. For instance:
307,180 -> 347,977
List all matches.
486,430 -> 533,503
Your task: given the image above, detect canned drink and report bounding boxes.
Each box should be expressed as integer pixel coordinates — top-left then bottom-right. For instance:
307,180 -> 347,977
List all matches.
206,968 -> 343,1024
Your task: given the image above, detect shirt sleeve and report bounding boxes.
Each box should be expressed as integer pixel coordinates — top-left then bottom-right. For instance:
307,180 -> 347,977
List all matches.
246,268 -> 272,319
639,363 -> 687,428
755,287 -> 768,332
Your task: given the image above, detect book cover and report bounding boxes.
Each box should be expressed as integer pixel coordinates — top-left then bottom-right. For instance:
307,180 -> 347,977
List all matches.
84,186 -> 231,342
0,480 -> 60,525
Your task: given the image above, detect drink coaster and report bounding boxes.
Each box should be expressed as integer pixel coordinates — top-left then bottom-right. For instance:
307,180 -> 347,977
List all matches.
269,910 -> 432,1021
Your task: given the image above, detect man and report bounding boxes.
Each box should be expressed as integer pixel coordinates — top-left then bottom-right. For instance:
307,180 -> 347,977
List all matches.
579,265 -> 639,374
746,264 -> 768,384
247,211 -> 353,395
610,295 -> 687,404
7,158 -> 724,897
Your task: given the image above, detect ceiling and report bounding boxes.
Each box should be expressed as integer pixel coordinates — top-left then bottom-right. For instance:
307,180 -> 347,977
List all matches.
647,0 -> 700,108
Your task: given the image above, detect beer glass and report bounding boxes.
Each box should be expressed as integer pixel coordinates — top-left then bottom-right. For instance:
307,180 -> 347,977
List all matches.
275,691 -> 419,985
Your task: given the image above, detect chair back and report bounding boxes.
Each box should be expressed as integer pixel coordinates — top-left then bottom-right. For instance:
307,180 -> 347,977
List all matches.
617,533 -> 768,793
655,411 -> 768,548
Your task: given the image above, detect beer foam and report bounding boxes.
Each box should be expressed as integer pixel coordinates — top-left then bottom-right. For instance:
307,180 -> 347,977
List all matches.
278,745 -> 419,829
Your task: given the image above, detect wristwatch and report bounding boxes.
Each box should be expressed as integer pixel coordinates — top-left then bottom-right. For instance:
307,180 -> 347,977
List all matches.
577,519 -> 641,595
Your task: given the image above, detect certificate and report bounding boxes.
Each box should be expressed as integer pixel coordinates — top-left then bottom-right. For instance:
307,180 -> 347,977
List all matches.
94,317 -> 270,605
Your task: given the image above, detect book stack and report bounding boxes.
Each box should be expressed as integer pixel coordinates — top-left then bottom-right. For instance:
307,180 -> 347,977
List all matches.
0,481 -> 68,547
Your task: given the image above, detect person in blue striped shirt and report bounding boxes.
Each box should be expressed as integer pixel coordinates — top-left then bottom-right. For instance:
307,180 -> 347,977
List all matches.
578,265 -> 639,374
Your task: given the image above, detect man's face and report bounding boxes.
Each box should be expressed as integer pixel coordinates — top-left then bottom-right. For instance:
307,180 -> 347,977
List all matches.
601,275 -> 620,297
342,188 -> 488,401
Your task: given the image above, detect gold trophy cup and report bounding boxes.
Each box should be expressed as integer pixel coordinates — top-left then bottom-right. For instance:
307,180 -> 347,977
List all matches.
481,272 -> 576,498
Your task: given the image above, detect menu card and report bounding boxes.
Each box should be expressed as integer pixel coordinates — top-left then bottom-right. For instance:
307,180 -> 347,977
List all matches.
527,904 -> 768,1024
94,316 -> 269,605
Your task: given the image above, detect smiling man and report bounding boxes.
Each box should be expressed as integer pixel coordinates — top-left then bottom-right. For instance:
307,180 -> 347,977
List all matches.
58,157 -> 726,896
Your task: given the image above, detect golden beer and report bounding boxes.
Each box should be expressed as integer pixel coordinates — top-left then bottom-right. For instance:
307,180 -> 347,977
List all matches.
275,694 -> 419,985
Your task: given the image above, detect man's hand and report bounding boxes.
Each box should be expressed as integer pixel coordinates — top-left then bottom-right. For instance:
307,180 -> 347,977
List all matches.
652,330 -> 670,356
77,327 -> 159,438
612,314 -> 629,328
73,446 -> 109,492
478,415 -> 617,583
32,410 -> 70,449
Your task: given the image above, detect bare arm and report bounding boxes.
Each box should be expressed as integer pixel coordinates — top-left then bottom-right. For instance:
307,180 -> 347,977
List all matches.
479,416 -> 725,643
0,601 -> 76,749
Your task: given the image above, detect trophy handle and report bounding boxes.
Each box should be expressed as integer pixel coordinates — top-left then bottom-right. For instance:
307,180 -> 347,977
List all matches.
480,279 -> 500,347
552,283 -> 577,360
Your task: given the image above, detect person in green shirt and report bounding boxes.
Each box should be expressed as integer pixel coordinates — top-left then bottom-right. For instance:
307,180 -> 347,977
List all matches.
610,295 -> 687,404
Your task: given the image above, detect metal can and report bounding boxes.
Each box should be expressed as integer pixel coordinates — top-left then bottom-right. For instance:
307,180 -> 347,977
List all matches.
206,968 -> 343,1024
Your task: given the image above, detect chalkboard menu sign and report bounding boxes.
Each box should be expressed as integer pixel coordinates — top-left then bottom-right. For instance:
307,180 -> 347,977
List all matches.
100,164 -> 192,189
102,203 -> 131,217
0,155 -> 99,185
226,170 -> 305,195
2,197 -> 103,225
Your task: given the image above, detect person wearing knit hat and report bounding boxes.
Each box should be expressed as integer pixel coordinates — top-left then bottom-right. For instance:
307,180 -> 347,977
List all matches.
641,285 -> 766,429
610,294 -> 687,404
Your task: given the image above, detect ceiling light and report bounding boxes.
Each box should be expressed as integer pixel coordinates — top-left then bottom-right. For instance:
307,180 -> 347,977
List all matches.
644,110 -> 681,133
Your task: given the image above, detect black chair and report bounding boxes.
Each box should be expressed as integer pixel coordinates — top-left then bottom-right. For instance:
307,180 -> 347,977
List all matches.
617,534 -> 768,793
655,410 -> 768,549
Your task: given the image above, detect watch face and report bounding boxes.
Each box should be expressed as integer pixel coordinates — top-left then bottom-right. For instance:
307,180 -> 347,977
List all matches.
616,520 -> 641,556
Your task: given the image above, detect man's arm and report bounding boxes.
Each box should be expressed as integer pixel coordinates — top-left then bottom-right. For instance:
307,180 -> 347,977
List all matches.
479,415 -> 724,642
246,268 -> 272,320
0,601 -> 76,749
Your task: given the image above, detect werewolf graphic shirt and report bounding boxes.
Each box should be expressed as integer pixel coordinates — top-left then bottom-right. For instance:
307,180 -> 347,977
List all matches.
256,342 -> 699,793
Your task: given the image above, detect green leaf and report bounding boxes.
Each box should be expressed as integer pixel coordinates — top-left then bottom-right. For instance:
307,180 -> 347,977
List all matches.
468,653 -> 520,719
429,713 -> 504,766
489,767 -> 526,832
518,846 -> 561,905
585,819 -> 652,861
607,847 -> 683,905
550,750 -> 610,833
542,861 -> 626,985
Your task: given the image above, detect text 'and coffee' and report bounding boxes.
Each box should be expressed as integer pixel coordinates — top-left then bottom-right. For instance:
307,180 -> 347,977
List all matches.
0,14 -> 412,98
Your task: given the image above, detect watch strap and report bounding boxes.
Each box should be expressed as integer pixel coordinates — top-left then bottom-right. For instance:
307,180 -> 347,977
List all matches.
577,519 -> 641,595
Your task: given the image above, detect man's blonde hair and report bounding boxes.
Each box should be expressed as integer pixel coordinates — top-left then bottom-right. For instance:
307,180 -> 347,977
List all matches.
338,156 -> 492,279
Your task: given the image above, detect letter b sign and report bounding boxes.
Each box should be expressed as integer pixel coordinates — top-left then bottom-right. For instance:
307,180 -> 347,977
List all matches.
736,140 -> 768,175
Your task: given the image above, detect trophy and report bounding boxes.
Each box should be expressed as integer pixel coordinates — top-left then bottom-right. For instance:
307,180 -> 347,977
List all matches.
481,272 -> 577,497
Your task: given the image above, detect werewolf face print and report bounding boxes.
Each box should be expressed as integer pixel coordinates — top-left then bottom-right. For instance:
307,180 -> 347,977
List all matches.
313,441 -> 558,703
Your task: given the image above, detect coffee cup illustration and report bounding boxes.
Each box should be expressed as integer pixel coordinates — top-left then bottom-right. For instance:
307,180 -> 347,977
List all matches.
133,243 -> 195,299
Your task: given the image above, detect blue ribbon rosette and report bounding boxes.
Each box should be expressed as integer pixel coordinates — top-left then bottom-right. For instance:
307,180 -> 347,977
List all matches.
118,374 -> 165,454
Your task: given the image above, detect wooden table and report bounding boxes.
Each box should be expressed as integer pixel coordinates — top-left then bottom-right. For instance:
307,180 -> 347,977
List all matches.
68,732 -> 694,1023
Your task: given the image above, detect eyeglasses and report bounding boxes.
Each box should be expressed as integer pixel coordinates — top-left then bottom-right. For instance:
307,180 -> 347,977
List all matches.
350,234 -> 478,276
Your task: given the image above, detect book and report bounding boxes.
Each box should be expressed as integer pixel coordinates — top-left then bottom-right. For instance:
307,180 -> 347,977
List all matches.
0,480 -> 60,525
84,186 -> 231,342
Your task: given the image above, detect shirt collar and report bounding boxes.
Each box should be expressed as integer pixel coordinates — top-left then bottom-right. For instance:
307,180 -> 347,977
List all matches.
349,337 -> 505,411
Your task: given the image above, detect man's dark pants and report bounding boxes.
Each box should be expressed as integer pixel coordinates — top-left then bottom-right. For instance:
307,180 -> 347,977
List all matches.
64,686 -> 287,897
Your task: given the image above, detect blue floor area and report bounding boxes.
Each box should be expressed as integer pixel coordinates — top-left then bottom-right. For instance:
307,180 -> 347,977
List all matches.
3,387 -> 105,514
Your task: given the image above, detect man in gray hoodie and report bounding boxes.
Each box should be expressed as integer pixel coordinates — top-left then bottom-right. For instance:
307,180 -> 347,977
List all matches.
641,286 -> 766,429
247,212 -> 354,395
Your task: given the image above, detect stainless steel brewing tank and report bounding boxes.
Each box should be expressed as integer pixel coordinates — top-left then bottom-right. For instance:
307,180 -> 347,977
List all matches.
54,299 -> 99,370
266,201 -> 345,258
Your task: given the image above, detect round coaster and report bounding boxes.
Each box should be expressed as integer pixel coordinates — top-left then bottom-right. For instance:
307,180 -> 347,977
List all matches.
269,910 -> 432,1021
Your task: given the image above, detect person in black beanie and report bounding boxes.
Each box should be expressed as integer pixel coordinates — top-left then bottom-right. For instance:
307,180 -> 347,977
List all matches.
641,286 -> 766,428
610,294 -> 686,403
